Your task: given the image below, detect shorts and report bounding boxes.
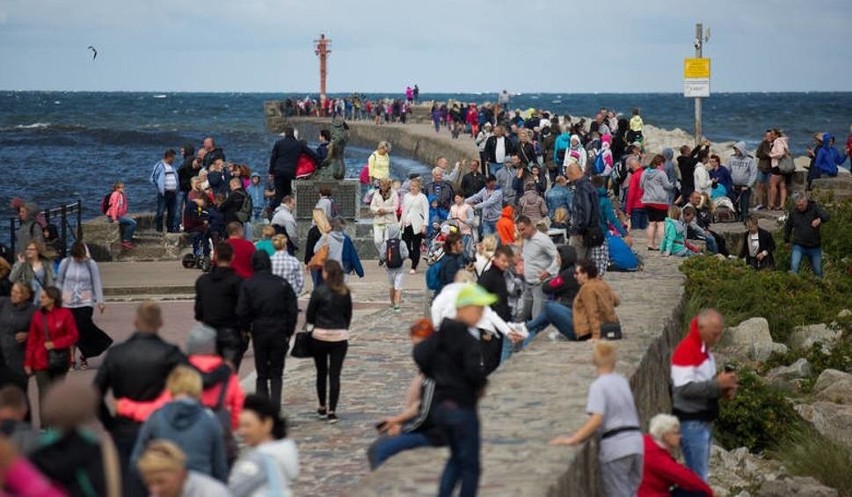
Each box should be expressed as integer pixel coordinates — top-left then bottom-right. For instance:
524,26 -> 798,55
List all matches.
771,167 -> 792,178
756,170 -> 771,184
647,207 -> 668,223
386,267 -> 404,290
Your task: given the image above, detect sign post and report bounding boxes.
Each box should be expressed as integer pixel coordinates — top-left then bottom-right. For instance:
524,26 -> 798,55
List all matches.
684,24 -> 710,145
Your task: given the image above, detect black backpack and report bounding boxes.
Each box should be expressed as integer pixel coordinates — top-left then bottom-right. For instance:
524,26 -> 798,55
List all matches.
100,193 -> 113,215
385,237 -> 403,269
235,191 -> 252,223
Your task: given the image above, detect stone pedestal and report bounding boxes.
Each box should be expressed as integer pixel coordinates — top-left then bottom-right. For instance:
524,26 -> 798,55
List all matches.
293,179 -> 360,220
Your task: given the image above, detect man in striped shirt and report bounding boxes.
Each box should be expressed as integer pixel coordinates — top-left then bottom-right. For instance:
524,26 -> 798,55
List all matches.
670,309 -> 738,481
270,234 -> 304,296
150,149 -> 180,233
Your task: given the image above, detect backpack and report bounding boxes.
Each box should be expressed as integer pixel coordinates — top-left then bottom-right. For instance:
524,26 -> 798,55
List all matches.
212,373 -> 239,464
385,238 -> 403,269
425,257 -> 445,291
235,191 -> 252,223
100,192 -> 113,215
610,159 -> 627,188
593,151 -> 606,175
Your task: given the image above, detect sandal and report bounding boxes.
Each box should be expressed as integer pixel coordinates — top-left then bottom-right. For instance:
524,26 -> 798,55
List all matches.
79,358 -> 89,370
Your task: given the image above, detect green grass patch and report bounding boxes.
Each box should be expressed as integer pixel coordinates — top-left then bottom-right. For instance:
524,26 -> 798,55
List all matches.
772,425 -> 852,497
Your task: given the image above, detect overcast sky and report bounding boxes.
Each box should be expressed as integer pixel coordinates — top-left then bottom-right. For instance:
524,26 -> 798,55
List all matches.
1,0 -> 850,93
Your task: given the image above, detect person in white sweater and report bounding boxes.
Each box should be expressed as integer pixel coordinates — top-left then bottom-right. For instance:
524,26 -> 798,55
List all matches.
370,179 -> 400,259
399,178 -> 430,274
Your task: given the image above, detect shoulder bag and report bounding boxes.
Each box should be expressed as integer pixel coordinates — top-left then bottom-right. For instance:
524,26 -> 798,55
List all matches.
307,243 -> 329,270
290,326 -> 314,358
777,147 -> 795,175
41,312 -> 71,372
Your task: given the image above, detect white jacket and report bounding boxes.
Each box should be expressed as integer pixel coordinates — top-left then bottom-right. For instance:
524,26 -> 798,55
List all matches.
400,192 -> 430,234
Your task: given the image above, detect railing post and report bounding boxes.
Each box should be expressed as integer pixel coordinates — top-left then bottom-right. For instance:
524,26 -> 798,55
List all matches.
8,217 -> 15,256
60,205 -> 68,260
76,200 -> 83,242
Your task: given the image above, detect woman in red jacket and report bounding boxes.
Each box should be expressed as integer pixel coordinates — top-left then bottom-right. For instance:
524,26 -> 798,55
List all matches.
24,286 -> 78,412
639,413 -> 713,497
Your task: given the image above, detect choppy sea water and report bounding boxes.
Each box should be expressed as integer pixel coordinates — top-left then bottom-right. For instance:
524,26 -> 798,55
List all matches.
1,91 -> 850,221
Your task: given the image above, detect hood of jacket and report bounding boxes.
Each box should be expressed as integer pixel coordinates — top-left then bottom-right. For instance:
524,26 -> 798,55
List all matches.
732,141 -> 751,157
386,223 -> 401,239
160,398 -> 205,431
662,148 -> 674,162
822,133 -> 833,146
558,244 -> 577,271
251,250 -> 272,272
570,135 -> 582,149
501,205 -> 514,219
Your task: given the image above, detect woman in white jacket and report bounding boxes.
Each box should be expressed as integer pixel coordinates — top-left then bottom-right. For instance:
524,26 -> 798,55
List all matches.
370,178 -> 400,259
399,178 -> 430,274
230,394 -> 299,497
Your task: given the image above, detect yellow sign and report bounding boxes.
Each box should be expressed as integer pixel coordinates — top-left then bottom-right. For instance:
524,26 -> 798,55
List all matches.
684,58 -> 711,79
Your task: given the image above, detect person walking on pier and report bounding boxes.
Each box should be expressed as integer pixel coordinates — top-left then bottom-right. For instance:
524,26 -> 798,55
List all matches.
195,242 -> 246,372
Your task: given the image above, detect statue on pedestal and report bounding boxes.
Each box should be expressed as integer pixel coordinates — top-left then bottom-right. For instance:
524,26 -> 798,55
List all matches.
314,117 -> 349,180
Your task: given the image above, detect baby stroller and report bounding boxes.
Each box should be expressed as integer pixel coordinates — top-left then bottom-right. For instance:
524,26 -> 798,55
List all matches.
423,221 -> 460,266
181,203 -> 213,272
711,196 -> 738,224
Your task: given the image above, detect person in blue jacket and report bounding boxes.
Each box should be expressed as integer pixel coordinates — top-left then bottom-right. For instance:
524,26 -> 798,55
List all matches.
813,132 -> 847,180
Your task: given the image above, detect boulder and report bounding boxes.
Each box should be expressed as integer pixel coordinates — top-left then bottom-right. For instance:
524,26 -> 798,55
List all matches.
767,358 -> 812,380
757,476 -> 838,497
748,342 -> 788,362
813,369 -> 852,405
722,318 -> 773,349
837,309 -> 851,319
789,323 -> 841,351
795,402 -> 852,449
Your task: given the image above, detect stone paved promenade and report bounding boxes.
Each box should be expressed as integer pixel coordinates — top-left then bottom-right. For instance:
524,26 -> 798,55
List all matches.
55,231 -> 686,496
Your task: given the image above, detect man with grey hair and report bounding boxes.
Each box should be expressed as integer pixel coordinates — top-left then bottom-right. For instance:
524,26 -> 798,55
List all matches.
671,309 -> 738,481
424,167 -> 455,211
784,191 -> 830,278
516,215 -> 559,319
436,156 -> 460,184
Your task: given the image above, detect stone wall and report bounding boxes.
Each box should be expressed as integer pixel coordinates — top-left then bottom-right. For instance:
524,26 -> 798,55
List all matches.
351,255 -> 686,496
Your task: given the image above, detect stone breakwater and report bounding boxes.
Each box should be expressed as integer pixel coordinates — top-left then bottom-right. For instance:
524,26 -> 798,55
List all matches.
349,247 -> 686,497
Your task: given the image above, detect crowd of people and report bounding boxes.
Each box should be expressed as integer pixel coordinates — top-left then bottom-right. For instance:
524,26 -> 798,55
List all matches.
0,99 -> 846,496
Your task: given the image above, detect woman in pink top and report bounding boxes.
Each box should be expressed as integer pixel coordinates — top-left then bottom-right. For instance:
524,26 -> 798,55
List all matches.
106,182 -> 136,249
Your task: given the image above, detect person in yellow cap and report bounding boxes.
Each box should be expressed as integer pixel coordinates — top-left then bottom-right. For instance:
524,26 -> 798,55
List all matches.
413,284 -> 496,497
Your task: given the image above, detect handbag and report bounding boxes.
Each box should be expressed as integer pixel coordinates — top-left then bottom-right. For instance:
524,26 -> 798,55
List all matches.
777,151 -> 795,174
41,313 -> 71,372
601,322 -> 623,340
290,328 -> 314,358
307,243 -> 329,270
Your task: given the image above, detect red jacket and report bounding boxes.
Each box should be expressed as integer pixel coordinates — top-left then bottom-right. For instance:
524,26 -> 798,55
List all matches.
226,237 -> 256,279
106,191 -> 128,220
25,307 -> 78,371
626,168 -> 645,215
638,435 -> 713,497
114,355 -> 244,430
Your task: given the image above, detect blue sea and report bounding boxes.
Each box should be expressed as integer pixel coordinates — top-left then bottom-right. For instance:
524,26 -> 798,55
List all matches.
1,91 -> 850,222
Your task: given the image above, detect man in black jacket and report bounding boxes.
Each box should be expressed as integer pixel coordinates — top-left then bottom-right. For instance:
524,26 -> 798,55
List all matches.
414,284 -> 495,497
460,159 -> 486,199
220,178 -> 249,225
236,251 -> 298,408
784,192 -> 830,277
566,162 -> 598,262
483,125 -> 516,177
94,302 -> 188,497
195,243 -> 245,370
477,245 -> 513,322
268,126 -> 319,206
201,136 -> 225,169
177,144 -> 196,223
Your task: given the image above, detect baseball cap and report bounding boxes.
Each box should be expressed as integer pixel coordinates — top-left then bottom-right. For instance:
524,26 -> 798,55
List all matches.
455,284 -> 498,308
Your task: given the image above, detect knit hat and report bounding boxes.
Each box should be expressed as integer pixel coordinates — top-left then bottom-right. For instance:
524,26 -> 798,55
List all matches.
186,324 -> 217,355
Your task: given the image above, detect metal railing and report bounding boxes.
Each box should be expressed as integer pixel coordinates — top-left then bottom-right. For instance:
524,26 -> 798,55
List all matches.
3,200 -> 83,260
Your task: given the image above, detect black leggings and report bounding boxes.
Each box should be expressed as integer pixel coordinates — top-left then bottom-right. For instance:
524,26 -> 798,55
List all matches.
312,339 -> 348,412
252,331 -> 288,408
402,225 -> 424,270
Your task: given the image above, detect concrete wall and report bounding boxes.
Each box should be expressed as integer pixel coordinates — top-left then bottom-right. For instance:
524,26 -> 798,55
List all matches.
350,254 -> 687,496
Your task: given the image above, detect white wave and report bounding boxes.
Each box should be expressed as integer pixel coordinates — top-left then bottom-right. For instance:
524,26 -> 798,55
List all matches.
153,94 -> 168,99
15,122 -> 50,129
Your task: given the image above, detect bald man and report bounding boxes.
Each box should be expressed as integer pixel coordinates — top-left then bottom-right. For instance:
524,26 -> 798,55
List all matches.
670,309 -> 738,482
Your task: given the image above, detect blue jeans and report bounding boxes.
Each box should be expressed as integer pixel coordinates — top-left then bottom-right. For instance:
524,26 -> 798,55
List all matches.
487,162 -> 503,177
480,219 -> 497,238
680,420 -> 712,482
702,233 -> 719,254
733,187 -> 751,221
367,432 -> 432,470
113,217 -> 137,242
525,301 -> 576,348
155,191 -> 178,232
434,403 -> 480,497
790,245 -> 823,277
630,208 -> 648,230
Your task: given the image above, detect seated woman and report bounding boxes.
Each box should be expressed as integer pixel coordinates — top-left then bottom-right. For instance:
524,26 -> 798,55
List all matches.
681,205 -> 719,254
638,413 -> 713,497
526,245 -> 580,341
550,207 -> 570,231
573,259 -> 620,341
367,319 -> 446,470
661,206 -> 696,258
739,215 -> 775,270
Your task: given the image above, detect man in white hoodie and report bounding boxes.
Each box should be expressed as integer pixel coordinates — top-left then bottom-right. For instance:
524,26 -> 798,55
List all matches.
726,141 -> 758,221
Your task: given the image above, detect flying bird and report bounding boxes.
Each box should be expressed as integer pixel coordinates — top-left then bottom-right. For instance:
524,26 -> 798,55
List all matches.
87,45 -> 97,60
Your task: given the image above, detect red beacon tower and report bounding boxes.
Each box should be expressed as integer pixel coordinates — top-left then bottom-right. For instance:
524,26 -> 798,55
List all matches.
314,34 -> 332,100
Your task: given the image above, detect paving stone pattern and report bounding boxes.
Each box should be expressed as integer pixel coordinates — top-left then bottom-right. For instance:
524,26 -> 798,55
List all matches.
278,240 -> 686,497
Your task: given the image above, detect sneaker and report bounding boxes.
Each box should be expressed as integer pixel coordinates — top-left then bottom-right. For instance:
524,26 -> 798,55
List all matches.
327,413 -> 339,424
121,241 -> 134,249
378,260 -> 385,267
317,407 -> 327,419
755,204 -> 764,211
409,269 -> 416,275
393,305 -> 401,313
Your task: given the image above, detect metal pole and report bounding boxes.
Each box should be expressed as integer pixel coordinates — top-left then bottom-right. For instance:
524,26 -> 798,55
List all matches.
76,199 -> 83,242
694,23 -> 703,146
60,205 -> 68,260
